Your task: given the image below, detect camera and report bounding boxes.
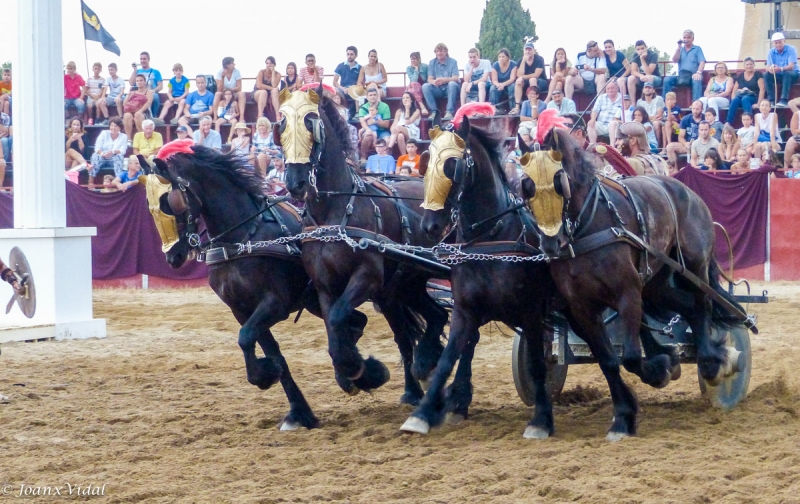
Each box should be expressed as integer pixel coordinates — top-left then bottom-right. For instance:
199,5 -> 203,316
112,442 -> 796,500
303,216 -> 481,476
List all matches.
677,40 -> 684,45
132,63 -> 138,68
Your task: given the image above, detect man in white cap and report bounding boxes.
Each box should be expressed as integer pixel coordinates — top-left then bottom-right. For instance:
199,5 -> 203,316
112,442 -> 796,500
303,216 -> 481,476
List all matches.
662,29 -> 706,102
765,31 -> 798,107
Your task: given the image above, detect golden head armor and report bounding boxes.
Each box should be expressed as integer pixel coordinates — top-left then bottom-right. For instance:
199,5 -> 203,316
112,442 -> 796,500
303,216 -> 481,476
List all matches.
278,88 -> 319,165
421,127 -> 466,211
140,174 -> 180,253
519,150 -> 566,237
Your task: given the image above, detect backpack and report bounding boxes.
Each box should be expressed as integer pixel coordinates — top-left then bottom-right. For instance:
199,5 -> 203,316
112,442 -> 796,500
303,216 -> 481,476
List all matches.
204,75 -> 217,94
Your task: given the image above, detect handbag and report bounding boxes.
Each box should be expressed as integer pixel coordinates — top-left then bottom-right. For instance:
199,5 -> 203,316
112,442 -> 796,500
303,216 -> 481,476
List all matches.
676,70 -> 694,86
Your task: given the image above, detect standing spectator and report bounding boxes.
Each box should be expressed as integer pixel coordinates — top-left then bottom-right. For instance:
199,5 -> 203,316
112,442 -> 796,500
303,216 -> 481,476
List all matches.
299,54 -> 324,86
662,91 -> 682,148
132,119 -> 163,162
626,40 -> 662,104
728,57 -> 764,124
0,68 -> 11,116
358,87 -> 391,160
214,88 -> 239,135
254,56 -> 283,120
396,139 -> 421,176
181,75 -> 214,124
460,48 -> 492,104
662,30 -> 706,102
283,62 -> 301,92
765,32 -> 798,107
666,100 -> 703,165
357,49 -> 388,98
489,48 -> 518,112
89,117 -> 128,177
565,41 -> 607,100
158,63 -> 190,125
251,117 -> 281,177
130,52 -> 163,118
637,82 -> 665,147
104,63 -> 125,122
587,80 -> 622,143
212,57 -> 246,126
112,155 -> 144,191
603,40 -> 630,96
406,52 -> 430,116
388,92 -> 420,155
545,89 -> 576,115
422,43 -> 460,121
511,41 -> 547,115
193,116 -> 222,150
64,117 -> 91,170
333,46 -> 361,100
754,99 -> 780,157
84,62 -> 106,126
699,62 -> 733,118
544,47 -> 570,103
63,61 -> 86,122
517,85 -> 546,146
365,138 -> 395,174
122,74 -> 153,144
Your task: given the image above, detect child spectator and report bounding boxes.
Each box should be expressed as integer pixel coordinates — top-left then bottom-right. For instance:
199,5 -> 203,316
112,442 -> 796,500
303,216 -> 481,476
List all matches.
84,62 -> 107,125
755,99 -> 780,158
283,62 -> 300,92
633,106 -> 658,153
662,91 -> 681,148
175,125 -> 191,141
0,68 -> 11,115
397,166 -> 412,176
787,154 -> 800,178
718,124 -> 739,164
396,139 -> 420,176
100,174 -> 116,192
159,63 -> 190,125
104,63 -> 125,123
365,138 -> 395,174
63,61 -> 86,122
704,109 -> 723,142
214,88 -> 238,136
701,147 -> 724,172
730,148 -> 751,174
230,122 -> 251,161
112,155 -> 144,191
737,112 -> 756,156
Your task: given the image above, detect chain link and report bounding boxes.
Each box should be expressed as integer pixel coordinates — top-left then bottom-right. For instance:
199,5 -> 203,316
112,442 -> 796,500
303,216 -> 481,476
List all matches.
431,242 -> 549,265
235,225 -> 360,255
659,314 -> 682,336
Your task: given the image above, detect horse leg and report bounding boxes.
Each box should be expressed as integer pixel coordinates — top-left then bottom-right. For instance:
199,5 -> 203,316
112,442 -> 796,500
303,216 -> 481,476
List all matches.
688,293 -> 727,384
617,289 -> 673,389
443,328 -> 480,424
404,283 -> 447,383
639,325 -> 681,380
522,314 -> 556,439
377,299 -> 425,406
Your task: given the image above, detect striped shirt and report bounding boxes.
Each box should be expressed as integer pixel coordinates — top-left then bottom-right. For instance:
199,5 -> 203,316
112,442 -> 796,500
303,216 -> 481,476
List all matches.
592,93 -> 622,126
299,66 -> 324,86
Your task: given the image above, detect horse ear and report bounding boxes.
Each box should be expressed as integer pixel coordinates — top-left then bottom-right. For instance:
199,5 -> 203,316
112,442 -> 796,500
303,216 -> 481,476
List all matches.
419,150 -> 430,176
457,115 -> 470,139
307,89 -> 320,104
519,152 -> 532,167
429,127 -> 442,141
279,88 -> 291,105
317,80 -> 324,97
153,158 -> 169,177
518,134 -> 531,154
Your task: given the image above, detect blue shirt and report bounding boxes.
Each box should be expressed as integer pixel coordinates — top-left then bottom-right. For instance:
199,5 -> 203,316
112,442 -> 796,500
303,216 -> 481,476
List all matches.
492,60 -> 518,83
334,62 -> 361,87
767,44 -> 799,74
520,99 -> 546,118
186,90 -> 214,114
193,129 -> 222,150
679,114 -> 702,142
168,76 -> 190,98
676,45 -> 706,74
366,154 -> 395,174
119,170 -> 142,183
136,68 -> 163,90
428,56 -> 459,86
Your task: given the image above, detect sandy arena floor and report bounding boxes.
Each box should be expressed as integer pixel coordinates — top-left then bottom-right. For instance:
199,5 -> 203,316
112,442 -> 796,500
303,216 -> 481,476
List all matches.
0,281 -> 798,503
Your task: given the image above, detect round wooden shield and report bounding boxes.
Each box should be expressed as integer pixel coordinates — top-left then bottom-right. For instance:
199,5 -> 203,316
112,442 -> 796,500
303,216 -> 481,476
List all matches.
698,324 -> 752,410
9,246 -> 36,318
512,327 -> 568,406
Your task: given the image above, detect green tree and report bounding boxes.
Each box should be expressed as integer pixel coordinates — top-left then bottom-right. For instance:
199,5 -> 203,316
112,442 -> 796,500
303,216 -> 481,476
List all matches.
1,62 -> 10,71
620,44 -> 672,76
476,0 -> 537,64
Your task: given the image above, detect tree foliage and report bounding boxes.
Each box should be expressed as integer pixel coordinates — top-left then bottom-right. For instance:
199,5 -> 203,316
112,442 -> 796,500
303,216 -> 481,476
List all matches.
1,62 -> 10,71
620,44 -> 673,75
476,0 -> 537,64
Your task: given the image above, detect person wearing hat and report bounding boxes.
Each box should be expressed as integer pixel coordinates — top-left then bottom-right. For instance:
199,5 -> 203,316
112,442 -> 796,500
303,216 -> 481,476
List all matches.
615,121 -> 668,176
230,122 -> 251,161
545,88 -> 576,116
511,40 -> 547,115
565,40 -> 607,101
636,81 -> 665,147
662,29 -> 706,102
627,40 -> 663,104
765,31 -> 799,107
517,85 -> 546,145
175,124 -> 191,140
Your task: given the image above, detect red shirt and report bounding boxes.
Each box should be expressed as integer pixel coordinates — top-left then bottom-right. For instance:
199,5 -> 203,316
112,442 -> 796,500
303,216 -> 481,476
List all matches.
64,73 -> 85,99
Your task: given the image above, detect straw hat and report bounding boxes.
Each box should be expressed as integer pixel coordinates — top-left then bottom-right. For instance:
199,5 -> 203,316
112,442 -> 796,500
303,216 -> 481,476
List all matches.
347,85 -> 366,100
233,122 -> 250,134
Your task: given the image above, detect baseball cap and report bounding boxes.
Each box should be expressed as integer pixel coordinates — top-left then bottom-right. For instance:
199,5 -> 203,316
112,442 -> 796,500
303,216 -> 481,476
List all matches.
524,42 -> 535,49
772,32 -> 786,42
643,82 -> 654,88
176,125 -> 188,133
623,94 -> 630,100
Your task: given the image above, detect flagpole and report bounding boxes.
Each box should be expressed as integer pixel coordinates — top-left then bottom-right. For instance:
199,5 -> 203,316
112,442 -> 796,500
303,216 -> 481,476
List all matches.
82,1 -> 90,90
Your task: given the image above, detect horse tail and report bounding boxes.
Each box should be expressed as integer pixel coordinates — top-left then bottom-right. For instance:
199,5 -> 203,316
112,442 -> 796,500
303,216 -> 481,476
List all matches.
400,304 -> 428,345
708,259 -> 747,330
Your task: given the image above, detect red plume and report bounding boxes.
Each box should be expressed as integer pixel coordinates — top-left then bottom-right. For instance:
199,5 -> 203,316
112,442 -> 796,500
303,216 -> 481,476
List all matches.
299,83 -> 337,95
157,139 -> 195,161
536,108 -> 569,145
452,102 -> 496,128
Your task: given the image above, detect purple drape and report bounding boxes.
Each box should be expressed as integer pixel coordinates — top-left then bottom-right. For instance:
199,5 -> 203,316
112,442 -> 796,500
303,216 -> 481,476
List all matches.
673,167 -> 771,271
0,183 -> 207,280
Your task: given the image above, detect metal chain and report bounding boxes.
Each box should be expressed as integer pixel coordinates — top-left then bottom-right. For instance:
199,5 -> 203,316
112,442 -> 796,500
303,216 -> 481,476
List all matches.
235,225 -> 360,254
431,243 -> 549,265
659,314 -> 682,336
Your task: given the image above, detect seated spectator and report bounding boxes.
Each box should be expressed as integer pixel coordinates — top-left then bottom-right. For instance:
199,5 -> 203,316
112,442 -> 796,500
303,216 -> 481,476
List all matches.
334,46 -> 361,111
396,139 -> 421,176
587,80 -> 622,144
130,51 -> 163,119
705,109 -> 723,141
84,62 -> 107,126
701,147 -> 725,172
0,68 -> 11,116
122,74 -> 153,144
365,138 -> 395,174
299,54 -> 324,86
331,89 -> 359,156
737,112 -> 757,156
565,41 -> 606,100
422,43 -> 460,121
267,154 -> 287,189
632,106 -> 658,153
783,110 -> 800,171
175,124 -> 191,141
357,49 -> 388,98
251,117 -> 281,177
544,47 -> 570,103
661,91 -> 682,149
546,89 -> 576,116
760,145 -> 781,169
603,39 -> 630,96
89,117 -> 128,177
503,147 -> 523,194
563,113 -> 588,148
637,82 -> 665,147
158,63 -> 190,125
406,52 -> 430,116
181,75 -> 214,124
112,155 -> 144,191
729,57 -> 764,123
730,148 -> 751,174
358,87 -> 391,160
765,32 -> 798,107
389,92 -> 421,155
214,88 -> 239,136
690,121 -> 720,167
511,40 -> 547,115
787,153 -> 800,178
608,94 -> 634,145
626,40 -> 662,104
754,99 -> 780,158
517,85 -> 546,145
699,62 -> 733,118
718,124 -> 739,164
230,122 -> 251,162
666,100 -> 703,165
100,174 -> 116,192
63,61 -> 86,122
254,56 -> 283,120
0,112 -> 11,186
193,116 -> 222,150
104,63 -> 125,123
460,48 -> 492,105
212,57 -> 246,128
64,117 -> 91,170
489,48 -> 518,113
132,119 -> 163,162
283,62 -> 301,92
397,166 -> 412,176
662,30 -> 706,102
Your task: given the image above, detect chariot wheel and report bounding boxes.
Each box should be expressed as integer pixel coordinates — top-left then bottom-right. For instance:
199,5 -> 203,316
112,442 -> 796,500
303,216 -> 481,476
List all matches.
512,328 -> 568,406
698,324 -> 752,410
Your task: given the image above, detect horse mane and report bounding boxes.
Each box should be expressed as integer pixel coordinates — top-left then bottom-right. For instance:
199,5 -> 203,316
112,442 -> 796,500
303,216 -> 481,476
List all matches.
319,94 -> 358,165
466,122 -> 512,191
167,145 -> 265,196
545,128 -> 598,188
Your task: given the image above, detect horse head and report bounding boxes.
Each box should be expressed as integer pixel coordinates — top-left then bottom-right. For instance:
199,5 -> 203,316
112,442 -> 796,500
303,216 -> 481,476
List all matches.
277,84 -> 327,200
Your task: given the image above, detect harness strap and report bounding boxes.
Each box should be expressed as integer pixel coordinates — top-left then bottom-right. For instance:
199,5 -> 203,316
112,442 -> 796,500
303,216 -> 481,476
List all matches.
203,243 -> 301,265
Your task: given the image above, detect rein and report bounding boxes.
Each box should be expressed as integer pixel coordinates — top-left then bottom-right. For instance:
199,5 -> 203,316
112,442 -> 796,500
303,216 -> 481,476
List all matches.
204,195 -> 291,247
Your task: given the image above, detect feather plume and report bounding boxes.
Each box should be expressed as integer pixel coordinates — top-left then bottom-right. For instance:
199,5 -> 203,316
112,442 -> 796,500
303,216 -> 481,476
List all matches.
535,109 -> 570,145
452,102 -> 496,128
156,139 -> 195,161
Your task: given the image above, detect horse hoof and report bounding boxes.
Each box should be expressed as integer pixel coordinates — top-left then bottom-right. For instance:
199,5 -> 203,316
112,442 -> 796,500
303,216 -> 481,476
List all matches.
445,412 -> 465,425
280,420 -> 301,431
348,361 -> 366,381
605,431 -> 630,442
352,357 -> 390,391
335,371 -> 360,396
400,416 -> 430,435
670,363 -> 682,381
523,426 -> 550,439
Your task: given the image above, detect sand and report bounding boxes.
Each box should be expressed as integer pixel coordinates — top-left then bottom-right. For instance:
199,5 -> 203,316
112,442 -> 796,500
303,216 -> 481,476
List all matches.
0,281 -> 798,503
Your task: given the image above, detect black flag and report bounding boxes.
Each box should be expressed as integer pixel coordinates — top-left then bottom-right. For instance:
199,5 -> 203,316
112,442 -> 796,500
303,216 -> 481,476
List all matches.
81,1 -> 121,56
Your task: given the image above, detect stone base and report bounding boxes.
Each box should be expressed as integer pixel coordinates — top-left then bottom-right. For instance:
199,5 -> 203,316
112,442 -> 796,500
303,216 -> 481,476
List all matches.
0,318 -> 106,344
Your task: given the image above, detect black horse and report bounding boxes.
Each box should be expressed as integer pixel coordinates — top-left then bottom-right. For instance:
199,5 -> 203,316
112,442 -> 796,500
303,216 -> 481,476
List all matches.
399,110 -> 558,438
278,86 -> 449,404
519,118 -> 751,439
146,146 -> 370,430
